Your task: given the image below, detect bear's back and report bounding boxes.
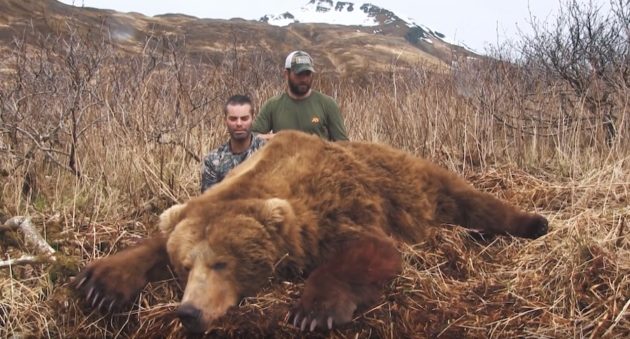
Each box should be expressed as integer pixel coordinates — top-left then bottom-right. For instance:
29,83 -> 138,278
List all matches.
217,132 -> 443,240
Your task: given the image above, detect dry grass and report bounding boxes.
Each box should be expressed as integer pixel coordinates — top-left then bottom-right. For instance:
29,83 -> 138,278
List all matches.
0,29 -> 628,338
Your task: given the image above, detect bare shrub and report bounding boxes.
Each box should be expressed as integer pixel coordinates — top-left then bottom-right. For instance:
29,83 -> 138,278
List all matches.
518,0 -> 629,147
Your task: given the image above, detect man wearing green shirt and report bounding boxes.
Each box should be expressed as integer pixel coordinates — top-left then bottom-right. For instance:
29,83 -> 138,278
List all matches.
253,51 -> 349,141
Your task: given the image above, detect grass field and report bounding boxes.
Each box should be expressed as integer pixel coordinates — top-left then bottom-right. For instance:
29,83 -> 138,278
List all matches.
0,34 -> 628,338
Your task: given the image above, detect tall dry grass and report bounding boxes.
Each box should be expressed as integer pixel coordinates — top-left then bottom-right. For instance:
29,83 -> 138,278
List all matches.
0,28 -> 628,338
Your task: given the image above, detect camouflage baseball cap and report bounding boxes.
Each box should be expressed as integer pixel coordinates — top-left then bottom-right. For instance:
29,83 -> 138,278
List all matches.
284,51 -> 316,73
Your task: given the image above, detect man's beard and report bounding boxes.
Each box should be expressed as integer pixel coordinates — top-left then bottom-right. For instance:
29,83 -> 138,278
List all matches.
288,78 -> 311,96
229,129 -> 250,141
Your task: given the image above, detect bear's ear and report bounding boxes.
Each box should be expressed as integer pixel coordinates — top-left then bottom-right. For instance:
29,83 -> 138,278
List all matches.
159,203 -> 186,235
260,198 -> 295,229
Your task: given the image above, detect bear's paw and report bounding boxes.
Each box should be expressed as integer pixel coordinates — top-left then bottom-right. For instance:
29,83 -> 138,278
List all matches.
288,272 -> 358,332
72,252 -> 149,312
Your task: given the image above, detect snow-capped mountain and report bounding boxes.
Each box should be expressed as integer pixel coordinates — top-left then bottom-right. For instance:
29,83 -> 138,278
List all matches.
0,0 -> 479,76
260,1 -> 451,46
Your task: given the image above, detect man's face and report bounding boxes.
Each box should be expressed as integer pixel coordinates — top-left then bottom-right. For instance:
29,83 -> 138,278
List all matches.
225,104 -> 253,141
287,70 -> 313,96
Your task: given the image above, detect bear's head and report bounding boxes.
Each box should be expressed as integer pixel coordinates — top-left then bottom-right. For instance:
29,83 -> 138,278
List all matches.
159,198 -> 297,333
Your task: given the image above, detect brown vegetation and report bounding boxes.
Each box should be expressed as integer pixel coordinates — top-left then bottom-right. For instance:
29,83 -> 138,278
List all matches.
0,1 -> 628,338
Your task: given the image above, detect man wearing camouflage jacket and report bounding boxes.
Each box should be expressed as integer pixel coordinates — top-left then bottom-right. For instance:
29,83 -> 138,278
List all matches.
201,95 -> 266,192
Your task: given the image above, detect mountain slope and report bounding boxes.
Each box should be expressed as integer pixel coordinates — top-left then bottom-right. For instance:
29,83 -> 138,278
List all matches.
0,0 -> 477,74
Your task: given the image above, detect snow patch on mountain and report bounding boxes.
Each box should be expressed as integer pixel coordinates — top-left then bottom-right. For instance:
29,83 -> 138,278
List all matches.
261,1 -> 379,26
260,1 -> 455,48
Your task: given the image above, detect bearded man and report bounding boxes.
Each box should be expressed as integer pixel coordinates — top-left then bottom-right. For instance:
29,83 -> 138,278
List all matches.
200,95 -> 266,192
253,51 -> 349,141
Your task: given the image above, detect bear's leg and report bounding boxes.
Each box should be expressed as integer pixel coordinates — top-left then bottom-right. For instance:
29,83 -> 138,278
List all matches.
289,235 -> 401,331
72,236 -> 171,312
435,179 -> 548,239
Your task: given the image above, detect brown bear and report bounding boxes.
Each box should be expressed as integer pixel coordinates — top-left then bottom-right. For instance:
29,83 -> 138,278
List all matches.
73,130 -> 548,333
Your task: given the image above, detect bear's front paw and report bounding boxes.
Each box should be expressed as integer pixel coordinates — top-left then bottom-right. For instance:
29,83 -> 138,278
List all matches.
72,255 -> 149,313
288,273 -> 358,332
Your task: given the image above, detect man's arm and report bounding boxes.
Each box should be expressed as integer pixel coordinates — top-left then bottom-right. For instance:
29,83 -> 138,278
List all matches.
325,99 -> 349,141
200,154 -> 219,193
252,100 -> 273,134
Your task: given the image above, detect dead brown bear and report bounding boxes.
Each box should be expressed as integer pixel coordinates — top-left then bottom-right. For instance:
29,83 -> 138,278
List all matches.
73,130 -> 548,333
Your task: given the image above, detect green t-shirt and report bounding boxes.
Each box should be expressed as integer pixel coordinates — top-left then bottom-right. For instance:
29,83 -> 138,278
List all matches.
253,91 -> 349,141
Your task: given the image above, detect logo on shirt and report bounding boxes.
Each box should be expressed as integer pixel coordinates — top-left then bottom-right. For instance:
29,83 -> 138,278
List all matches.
311,116 -> 320,125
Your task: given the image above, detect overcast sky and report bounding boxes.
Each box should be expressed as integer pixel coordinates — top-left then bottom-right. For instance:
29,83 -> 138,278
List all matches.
58,0 -> 609,52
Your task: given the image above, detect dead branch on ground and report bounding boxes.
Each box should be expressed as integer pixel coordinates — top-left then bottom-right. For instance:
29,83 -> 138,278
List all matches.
0,216 -> 56,268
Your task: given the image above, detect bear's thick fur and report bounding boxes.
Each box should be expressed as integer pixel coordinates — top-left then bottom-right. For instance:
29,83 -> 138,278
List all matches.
73,131 -> 548,333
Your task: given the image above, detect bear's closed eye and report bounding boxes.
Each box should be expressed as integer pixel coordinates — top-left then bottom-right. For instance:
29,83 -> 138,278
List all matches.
211,262 -> 227,270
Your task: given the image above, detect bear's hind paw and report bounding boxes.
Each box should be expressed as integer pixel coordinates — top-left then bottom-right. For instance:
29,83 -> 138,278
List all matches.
516,213 -> 549,239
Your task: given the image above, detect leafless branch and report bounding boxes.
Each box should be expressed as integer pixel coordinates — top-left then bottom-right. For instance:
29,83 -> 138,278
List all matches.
0,216 -> 56,269
156,132 -> 201,163
0,255 -> 48,268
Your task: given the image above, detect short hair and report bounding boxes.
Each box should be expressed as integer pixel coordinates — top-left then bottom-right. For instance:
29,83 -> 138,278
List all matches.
224,95 -> 253,116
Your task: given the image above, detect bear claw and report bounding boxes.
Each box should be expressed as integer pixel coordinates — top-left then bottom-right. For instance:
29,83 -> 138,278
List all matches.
91,293 -> 100,307
76,276 -> 88,289
108,300 -> 116,313
86,287 -> 95,301
300,317 -> 308,331
289,311 -> 334,331
289,311 -> 299,327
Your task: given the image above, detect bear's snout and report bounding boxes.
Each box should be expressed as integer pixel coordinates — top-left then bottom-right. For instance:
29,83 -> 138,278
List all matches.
176,303 -> 204,333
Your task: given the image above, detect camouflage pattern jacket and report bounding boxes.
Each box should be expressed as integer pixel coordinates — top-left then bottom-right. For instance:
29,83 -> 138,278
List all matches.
200,134 -> 266,192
